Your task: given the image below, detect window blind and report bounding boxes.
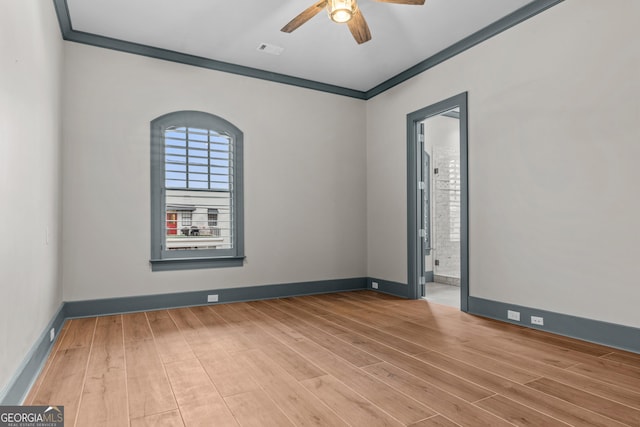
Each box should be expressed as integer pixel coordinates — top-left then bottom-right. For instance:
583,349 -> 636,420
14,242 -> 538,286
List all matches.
163,127 -> 234,250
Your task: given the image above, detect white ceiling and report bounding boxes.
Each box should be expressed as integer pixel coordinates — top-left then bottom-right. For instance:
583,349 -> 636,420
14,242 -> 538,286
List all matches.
66,0 -> 535,92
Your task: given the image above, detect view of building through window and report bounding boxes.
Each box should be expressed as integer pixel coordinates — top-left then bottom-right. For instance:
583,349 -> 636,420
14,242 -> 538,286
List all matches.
164,127 -> 233,250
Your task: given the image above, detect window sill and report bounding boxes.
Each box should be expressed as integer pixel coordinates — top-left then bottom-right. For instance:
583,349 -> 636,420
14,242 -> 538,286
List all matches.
150,256 -> 245,272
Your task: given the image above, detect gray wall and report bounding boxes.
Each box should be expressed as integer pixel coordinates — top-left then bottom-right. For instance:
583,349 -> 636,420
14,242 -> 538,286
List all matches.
366,0 -> 640,328
0,1 -> 64,393
62,43 -> 367,301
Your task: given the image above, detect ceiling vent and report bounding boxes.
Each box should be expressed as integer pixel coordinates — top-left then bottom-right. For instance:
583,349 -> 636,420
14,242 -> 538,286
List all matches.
257,43 -> 284,56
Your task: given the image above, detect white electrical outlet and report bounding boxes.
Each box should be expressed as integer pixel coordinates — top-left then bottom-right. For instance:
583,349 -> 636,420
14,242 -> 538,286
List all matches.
507,310 -> 520,321
207,294 -> 219,303
531,316 -> 544,326
372,281 -> 379,289
49,328 -> 55,342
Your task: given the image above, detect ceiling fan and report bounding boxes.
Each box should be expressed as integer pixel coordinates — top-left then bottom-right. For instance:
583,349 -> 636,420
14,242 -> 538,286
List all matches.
281,0 -> 426,45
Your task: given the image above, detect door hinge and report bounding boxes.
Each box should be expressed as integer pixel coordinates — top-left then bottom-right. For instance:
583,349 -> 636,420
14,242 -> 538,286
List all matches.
434,168 -> 439,175
418,181 -> 425,190
419,276 -> 426,285
435,259 -> 440,266
419,229 -> 426,238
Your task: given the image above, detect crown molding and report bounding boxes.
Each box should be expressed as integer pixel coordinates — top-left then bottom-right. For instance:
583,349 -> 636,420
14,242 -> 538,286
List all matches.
53,0 -> 563,100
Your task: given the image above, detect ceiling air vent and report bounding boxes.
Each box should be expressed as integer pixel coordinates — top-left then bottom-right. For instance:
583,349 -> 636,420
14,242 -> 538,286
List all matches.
257,43 -> 284,56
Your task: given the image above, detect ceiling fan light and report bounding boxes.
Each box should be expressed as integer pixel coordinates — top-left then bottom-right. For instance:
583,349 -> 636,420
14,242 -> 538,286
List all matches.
327,0 -> 356,23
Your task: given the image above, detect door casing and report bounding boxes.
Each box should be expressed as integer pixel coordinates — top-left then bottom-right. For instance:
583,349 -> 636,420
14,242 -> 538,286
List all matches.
406,92 -> 469,311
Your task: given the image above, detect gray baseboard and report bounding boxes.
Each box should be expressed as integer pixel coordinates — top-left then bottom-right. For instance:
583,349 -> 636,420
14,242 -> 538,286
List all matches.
1,277 -> 366,405
468,296 -> 640,354
6,279 -> 639,406
65,277 -> 367,318
367,277 -> 408,298
0,304 -> 66,405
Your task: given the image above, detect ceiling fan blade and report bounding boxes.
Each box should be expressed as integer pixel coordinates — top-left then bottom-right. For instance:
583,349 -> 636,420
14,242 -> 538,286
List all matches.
281,0 -> 328,33
347,9 -> 372,44
372,0 -> 425,4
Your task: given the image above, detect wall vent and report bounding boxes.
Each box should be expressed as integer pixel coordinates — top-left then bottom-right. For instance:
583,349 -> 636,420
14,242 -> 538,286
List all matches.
257,43 -> 284,56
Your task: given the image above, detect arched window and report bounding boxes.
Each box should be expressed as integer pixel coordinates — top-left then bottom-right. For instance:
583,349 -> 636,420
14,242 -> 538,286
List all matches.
150,111 -> 244,271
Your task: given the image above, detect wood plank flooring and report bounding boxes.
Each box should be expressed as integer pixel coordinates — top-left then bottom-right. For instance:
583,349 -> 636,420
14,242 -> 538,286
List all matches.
25,291 -> 640,426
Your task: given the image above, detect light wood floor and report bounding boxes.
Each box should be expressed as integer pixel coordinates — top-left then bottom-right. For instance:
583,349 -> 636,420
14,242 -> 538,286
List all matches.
25,291 -> 640,427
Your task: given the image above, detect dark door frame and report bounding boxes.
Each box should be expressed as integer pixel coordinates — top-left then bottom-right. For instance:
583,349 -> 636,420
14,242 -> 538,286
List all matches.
406,92 -> 469,311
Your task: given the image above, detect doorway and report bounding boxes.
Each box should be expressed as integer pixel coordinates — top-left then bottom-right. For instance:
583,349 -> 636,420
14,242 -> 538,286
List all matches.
166,212 -> 178,235
422,108 -> 462,307
407,93 -> 468,311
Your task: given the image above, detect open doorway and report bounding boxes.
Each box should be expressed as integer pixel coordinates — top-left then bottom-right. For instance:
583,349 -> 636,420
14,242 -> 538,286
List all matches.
407,93 -> 468,311
422,109 -> 461,307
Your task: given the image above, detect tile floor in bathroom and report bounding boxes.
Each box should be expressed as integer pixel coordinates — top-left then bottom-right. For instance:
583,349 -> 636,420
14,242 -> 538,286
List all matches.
425,281 -> 460,308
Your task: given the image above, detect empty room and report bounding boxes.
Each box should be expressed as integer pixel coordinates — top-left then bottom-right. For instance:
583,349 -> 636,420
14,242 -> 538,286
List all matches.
1,0 -> 639,426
